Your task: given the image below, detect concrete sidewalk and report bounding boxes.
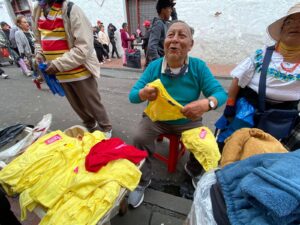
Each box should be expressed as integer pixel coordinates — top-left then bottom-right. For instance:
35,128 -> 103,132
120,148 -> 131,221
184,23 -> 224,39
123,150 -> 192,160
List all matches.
101,56 -> 235,79
111,189 -> 192,225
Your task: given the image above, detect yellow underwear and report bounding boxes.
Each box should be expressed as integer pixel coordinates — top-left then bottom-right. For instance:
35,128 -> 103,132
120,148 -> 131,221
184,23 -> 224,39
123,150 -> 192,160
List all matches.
181,127 -> 220,171
144,79 -> 186,122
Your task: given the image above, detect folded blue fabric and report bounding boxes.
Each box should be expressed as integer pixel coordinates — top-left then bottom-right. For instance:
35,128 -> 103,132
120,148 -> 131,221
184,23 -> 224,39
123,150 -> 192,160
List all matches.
38,63 -> 65,97
216,150 -> 300,225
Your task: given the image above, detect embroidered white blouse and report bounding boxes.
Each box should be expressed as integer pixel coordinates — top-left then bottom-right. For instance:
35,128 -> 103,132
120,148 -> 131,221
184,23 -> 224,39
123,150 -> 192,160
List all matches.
231,47 -> 300,102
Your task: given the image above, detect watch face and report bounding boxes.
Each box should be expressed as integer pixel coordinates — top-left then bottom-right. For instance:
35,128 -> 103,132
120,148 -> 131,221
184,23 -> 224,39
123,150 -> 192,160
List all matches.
209,99 -> 215,109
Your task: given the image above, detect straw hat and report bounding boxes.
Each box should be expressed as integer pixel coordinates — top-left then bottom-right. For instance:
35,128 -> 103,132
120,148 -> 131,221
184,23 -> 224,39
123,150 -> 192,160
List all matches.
267,3 -> 300,41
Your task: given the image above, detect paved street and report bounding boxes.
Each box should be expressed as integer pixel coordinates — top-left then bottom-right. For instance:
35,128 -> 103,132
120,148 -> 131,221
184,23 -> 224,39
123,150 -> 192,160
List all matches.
0,64 -> 231,225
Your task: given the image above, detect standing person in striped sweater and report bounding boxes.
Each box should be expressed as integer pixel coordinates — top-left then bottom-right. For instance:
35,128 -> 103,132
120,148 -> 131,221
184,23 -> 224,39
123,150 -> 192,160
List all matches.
32,0 -> 112,138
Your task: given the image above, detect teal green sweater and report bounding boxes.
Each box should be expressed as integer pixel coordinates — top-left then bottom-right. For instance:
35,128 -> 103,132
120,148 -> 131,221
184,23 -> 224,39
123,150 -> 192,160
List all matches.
129,57 -> 227,124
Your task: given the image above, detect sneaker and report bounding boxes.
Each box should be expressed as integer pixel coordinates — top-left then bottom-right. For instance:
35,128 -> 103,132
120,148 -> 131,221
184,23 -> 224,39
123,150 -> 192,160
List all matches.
86,122 -> 99,132
104,129 -> 112,139
100,62 -> 104,65
107,59 -> 111,62
25,71 -> 33,77
184,163 -> 205,189
1,74 -> 8,79
184,163 -> 195,177
128,180 -> 151,208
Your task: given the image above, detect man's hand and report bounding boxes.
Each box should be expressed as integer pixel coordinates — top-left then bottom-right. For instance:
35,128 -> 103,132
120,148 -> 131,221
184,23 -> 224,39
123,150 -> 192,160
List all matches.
45,62 -> 59,74
139,86 -> 158,101
181,99 -> 210,120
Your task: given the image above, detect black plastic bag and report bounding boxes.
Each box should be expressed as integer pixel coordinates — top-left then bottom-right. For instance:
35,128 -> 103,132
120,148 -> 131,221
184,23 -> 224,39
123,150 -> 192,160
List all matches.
0,124 -> 26,148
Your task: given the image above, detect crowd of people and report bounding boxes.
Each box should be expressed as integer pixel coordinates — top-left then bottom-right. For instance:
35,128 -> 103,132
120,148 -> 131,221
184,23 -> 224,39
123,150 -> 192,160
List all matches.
1,0 -> 300,224
0,0 -> 176,77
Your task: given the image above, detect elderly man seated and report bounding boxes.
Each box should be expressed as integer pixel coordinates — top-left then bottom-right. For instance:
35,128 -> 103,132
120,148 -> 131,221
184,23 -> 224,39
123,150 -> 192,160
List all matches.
127,20 -> 227,208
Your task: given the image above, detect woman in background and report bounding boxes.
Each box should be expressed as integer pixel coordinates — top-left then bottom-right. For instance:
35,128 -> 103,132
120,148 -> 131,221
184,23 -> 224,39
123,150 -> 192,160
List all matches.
120,22 -> 134,66
98,25 -> 111,62
15,15 -> 35,77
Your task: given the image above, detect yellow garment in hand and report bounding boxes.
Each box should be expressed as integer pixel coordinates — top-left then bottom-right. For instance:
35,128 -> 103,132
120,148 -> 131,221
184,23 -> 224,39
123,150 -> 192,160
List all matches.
181,127 -> 220,171
144,79 -> 186,121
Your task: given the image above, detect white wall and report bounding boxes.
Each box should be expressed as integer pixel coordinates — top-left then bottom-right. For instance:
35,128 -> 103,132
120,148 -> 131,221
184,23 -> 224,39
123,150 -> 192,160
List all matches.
176,0 -> 300,64
72,0 -> 126,52
0,1 -> 14,26
28,0 -> 300,64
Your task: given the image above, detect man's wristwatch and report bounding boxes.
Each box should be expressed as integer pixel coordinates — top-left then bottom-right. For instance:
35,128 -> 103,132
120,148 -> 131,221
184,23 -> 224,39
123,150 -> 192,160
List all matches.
208,98 -> 216,110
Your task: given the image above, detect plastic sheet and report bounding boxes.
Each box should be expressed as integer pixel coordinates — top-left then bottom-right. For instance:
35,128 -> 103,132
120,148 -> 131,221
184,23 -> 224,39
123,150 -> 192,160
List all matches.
185,170 -> 218,225
0,114 -> 52,167
215,97 -> 255,142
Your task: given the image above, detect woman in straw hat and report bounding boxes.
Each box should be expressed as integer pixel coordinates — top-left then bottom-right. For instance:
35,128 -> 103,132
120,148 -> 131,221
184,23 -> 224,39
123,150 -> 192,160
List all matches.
216,3 -> 300,149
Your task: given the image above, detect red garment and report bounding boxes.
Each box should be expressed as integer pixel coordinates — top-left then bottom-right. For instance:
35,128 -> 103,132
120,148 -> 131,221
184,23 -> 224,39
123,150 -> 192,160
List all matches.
85,138 -> 148,172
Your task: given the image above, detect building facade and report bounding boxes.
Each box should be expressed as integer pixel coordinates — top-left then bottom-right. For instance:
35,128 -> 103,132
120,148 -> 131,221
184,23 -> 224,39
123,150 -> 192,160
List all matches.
1,0 -> 299,65
1,0 -> 32,24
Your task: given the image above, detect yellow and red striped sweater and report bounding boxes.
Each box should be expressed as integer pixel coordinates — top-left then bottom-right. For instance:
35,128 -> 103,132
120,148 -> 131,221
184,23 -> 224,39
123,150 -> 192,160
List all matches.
38,3 -> 90,82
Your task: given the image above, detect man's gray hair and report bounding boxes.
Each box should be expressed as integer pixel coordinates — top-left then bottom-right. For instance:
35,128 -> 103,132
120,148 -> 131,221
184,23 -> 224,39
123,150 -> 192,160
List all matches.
169,20 -> 194,38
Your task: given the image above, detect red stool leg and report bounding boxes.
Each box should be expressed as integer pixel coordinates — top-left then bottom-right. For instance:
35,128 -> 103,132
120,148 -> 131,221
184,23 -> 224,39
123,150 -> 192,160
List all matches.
168,135 -> 179,173
178,141 -> 186,157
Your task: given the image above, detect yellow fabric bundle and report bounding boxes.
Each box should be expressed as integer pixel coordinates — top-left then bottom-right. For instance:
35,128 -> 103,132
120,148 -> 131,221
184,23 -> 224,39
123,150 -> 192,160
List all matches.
144,79 -> 186,121
40,159 -> 141,225
0,130 -> 83,195
221,128 -> 288,167
0,131 -> 141,224
181,127 -> 221,171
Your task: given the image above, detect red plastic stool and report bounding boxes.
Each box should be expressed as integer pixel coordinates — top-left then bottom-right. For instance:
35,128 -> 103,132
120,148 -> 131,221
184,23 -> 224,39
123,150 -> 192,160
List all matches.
154,134 -> 186,173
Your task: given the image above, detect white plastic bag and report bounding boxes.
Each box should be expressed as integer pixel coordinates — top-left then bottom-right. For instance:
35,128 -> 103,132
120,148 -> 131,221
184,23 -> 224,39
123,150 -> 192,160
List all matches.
185,170 -> 218,225
0,114 -> 52,166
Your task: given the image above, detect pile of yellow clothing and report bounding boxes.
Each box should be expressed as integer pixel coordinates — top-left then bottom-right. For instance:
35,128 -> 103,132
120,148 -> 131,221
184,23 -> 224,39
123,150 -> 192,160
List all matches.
144,79 -> 186,122
181,127 -> 220,171
0,130 -> 141,225
221,128 -> 288,167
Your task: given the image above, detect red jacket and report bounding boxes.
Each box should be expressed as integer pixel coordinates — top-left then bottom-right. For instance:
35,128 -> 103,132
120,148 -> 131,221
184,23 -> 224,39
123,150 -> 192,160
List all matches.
120,29 -> 133,48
